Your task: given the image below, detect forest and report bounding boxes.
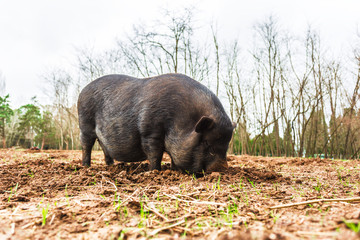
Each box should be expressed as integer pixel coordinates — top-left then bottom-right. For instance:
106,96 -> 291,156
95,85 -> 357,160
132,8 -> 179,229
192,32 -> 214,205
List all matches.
1,9 -> 360,160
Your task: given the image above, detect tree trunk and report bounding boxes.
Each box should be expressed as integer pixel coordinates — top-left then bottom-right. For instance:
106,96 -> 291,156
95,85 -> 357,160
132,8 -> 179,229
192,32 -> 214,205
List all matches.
1,120 -> 5,148
41,135 -> 46,150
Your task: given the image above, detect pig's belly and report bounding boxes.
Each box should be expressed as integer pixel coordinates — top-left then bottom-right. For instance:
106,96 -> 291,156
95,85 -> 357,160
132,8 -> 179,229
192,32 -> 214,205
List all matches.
96,126 -> 147,162
112,150 -> 147,163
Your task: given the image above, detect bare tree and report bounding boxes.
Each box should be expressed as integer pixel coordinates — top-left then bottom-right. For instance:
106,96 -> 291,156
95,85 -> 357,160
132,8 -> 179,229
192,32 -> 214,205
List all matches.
0,71 -> 5,96
324,61 -> 342,158
76,47 -> 124,85
289,28 -> 322,157
211,24 -> 220,96
43,69 -> 78,150
221,40 -> 251,155
304,31 -> 327,157
116,7 -> 209,82
341,49 -> 360,158
251,16 -> 287,156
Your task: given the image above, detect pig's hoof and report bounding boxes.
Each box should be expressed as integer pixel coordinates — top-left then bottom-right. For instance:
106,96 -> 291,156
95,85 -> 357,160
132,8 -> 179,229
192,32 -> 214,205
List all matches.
82,162 -> 91,167
105,158 -> 114,166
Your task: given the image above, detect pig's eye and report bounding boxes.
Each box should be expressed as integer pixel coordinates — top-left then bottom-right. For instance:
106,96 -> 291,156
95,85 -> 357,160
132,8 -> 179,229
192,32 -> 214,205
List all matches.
204,141 -> 215,156
209,148 -> 215,156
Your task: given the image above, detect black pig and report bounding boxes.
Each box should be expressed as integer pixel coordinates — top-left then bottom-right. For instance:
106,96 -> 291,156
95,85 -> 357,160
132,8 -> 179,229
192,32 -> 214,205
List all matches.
77,73 -> 235,173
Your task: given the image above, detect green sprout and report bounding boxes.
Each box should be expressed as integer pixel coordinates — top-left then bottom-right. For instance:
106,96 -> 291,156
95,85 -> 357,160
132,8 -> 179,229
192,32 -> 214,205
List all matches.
248,178 -> 260,195
27,169 -> 34,178
42,204 -> 50,226
138,194 -> 149,227
343,220 -> 360,233
270,210 -> 280,224
8,183 -> 19,202
65,184 -> 70,207
216,175 -> 221,190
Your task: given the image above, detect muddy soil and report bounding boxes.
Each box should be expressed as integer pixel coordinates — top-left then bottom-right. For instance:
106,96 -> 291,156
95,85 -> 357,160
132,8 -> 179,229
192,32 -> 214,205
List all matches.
0,149 -> 360,239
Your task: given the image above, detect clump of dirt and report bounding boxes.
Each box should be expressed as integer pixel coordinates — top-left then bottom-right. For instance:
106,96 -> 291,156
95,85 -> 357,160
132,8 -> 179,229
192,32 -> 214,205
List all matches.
1,149 -> 360,240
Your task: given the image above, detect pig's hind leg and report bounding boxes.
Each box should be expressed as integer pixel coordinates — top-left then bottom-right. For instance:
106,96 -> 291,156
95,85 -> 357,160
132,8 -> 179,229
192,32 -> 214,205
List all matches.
141,135 -> 164,171
80,131 -> 96,167
97,139 -> 114,165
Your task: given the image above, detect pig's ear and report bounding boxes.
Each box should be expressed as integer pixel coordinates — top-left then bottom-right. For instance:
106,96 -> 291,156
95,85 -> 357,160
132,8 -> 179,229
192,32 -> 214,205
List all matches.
195,116 -> 215,133
232,122 -> 237,129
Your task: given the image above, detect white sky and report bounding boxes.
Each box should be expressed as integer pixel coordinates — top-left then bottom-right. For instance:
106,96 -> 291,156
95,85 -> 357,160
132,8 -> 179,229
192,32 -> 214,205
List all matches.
0,0 -> 359,107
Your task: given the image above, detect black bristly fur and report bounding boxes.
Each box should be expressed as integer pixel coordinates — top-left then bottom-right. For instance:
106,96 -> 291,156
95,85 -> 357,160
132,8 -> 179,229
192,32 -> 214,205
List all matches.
77,73 -> 234,173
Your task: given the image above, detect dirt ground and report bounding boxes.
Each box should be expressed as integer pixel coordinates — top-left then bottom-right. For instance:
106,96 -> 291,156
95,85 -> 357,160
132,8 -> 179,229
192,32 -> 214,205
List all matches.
0,149 -> 360,240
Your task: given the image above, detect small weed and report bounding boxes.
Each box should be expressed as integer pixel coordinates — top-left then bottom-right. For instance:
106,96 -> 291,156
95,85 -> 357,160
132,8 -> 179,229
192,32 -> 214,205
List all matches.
244,220 -> 248,229
238,178 -> 244,190
216,175 -> 221,190
221,209 -> 233,227
39,194 -> 45,206
27,169 -> 34,178
338,165 -> 345,170
138,194 -> 149,227
114,192 -> 122,211
228,201 -> 239,215
343,219 -> 360,233
182,218 -> 188,236
192,173 -> 197,180
65,184 -> 70,207
117,229 -> 128,240
179,183 -> 185,194
243,191 -> 249,205
314,179 -> 322,192
123,206 -> 128,218
197,222 -> 204,229
248,179 -> 260,195
270,210 -> 280,224
156,191 -> 160,201
42,204 -> 50,226
343,178 -> 351,187
157,205 -> 165,215
175,198 -> 179,210
91,178 -> 97,185
8,183 -> 19,202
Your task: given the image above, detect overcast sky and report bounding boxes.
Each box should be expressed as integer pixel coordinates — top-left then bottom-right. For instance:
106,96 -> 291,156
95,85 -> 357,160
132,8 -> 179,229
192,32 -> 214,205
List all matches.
1,0 -> 360,107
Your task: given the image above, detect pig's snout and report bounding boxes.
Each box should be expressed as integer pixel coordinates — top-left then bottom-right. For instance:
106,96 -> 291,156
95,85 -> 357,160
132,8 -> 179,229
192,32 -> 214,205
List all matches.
206,158 -> 228,172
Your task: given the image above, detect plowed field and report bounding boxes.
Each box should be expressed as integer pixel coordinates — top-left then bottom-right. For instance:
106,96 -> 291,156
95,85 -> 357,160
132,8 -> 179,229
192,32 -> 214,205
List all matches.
1,149 -> 360,239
